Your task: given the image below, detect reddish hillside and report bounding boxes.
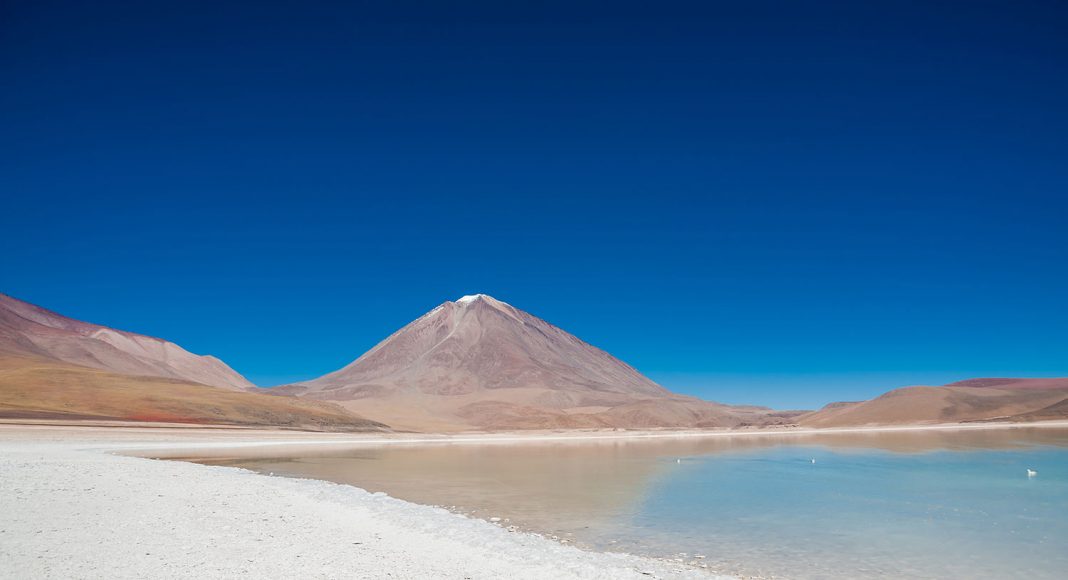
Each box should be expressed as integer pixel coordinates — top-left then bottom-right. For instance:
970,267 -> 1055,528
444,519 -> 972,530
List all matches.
1,293 -> 253,391
800,378 -> 1068,427
0,356 -> 386,431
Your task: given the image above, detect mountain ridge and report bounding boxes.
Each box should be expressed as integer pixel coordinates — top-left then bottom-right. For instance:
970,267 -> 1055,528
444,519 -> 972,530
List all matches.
799,377 -> 1068,427
1,293 -> 253,391
0,293 -> 386,431
5,291 -> 1062,432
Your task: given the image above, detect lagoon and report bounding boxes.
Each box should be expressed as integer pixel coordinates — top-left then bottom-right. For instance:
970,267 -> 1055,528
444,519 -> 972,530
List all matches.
189,427 -> 1068,579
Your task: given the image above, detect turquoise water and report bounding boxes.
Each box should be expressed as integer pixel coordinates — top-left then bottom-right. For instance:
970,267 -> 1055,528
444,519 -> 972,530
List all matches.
189,427 -> 1068,579
602,440 -> 1068,578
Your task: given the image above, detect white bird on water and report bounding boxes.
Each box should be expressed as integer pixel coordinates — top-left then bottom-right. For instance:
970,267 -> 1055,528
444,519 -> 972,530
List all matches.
811,458 -> 817,464
1027,469 -> 1037,477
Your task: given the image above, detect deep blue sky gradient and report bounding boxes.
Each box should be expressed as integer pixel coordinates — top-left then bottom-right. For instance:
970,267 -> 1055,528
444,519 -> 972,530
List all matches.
3,1 -> 1066,408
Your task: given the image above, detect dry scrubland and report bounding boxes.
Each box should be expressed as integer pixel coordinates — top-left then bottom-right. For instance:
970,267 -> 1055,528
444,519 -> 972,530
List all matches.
0,357 -> 385,431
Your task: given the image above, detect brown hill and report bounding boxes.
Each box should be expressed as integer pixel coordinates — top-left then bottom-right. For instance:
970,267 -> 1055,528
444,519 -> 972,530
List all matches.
275,294 -> 797,431
1003,398 -> 1068,422
0,294 -> 385,431
0,356 -> 386,431
1,293 -> 253,390
944,377 -> 1068,390
799,378 -> 1068,427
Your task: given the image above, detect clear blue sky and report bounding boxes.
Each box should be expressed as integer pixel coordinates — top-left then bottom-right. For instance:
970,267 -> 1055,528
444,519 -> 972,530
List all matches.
3,1 -> 1066,409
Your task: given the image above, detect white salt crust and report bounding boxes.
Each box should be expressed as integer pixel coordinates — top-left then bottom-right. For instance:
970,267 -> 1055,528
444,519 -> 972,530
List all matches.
0,441 -> 724,580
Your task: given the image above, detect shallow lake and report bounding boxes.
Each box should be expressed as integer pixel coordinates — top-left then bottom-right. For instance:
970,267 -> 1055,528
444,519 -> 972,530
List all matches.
181,427 -> 1068,579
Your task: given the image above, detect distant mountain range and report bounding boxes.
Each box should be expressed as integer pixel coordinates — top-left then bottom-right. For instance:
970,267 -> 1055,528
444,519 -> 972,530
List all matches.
1,293 -> 253,390
1,292 -> 1065,431
799,377 -> 1068,427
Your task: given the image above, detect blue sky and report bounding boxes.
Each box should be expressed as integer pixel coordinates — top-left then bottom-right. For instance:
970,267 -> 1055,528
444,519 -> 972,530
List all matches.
2,1 -> 1066,408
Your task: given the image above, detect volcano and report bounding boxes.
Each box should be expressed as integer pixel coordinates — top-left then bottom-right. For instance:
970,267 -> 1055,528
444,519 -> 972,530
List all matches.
276,294 -> 798,431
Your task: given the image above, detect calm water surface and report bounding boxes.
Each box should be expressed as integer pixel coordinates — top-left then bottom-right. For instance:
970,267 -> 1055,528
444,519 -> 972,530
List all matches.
183,427 -> 1068,579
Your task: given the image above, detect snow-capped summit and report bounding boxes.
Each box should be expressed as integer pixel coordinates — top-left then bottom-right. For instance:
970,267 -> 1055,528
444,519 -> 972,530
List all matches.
456,293 -> 489,305
453,294 -> 515,312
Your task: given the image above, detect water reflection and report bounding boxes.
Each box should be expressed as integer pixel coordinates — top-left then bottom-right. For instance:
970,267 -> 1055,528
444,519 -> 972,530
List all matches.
162,426 -> 1068,545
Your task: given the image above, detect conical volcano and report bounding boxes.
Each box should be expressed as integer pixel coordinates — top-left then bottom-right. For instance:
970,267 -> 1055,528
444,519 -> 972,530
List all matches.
278,294 -> 796,431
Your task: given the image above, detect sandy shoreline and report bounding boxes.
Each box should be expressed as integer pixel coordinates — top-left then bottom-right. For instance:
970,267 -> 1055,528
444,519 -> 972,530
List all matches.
3,420 -> 1067,579
0,427 -> 727,580
6,417 -> 1068,449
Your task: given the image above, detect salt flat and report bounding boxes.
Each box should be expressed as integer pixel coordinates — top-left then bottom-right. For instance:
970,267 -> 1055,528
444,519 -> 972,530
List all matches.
5,421 -> 1067,579
0,427 -> 722,580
